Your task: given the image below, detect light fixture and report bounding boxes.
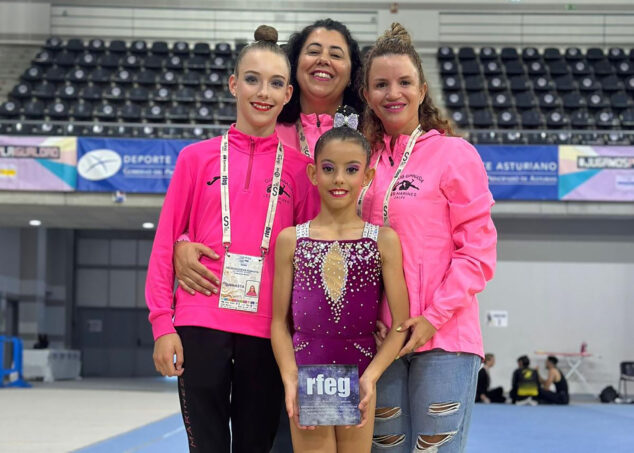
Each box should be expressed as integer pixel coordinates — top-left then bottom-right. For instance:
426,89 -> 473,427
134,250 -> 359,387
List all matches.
29,219 -> 42,226
142,222 -> 155,229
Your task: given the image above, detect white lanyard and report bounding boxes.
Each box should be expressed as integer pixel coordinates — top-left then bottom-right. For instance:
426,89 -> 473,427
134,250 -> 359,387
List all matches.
357,126 -> 423,225
220,132 -> 284,254
294,120 -> 312,158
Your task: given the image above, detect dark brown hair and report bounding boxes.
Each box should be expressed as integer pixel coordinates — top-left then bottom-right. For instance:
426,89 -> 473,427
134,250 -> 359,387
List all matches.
234,25 -> 290,77
360,23 -> 455,150
278,18 -> 363,123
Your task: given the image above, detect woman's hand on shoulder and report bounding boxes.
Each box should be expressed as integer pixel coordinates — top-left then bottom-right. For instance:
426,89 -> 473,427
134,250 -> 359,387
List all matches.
174,241 -> 220,295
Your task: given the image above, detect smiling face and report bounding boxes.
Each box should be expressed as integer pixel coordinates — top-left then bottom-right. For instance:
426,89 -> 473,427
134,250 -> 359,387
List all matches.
308,138 -> 374,211
229,49 -> 292,136
296,28 -> 352,114
364,54 -> 427,137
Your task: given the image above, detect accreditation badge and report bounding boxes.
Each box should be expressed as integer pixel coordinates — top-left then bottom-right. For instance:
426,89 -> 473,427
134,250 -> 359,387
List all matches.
219,252 -> 263,312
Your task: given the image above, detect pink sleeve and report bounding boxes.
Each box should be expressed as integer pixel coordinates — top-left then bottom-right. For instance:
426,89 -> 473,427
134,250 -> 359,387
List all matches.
145,146 -> 195,340
422,141 -> 497,330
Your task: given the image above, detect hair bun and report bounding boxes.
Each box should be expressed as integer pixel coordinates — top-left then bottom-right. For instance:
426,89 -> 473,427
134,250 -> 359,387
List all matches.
254,25 -> 278,44
385,22 -> 412,45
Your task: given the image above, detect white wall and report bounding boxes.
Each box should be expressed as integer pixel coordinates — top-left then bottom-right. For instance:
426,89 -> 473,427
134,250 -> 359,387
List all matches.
0,1 -> 50,41
482,218 -> 634,395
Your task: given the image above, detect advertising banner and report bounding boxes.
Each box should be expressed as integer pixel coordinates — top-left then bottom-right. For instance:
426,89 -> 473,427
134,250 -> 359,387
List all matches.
77,137 -> 194,193
0,136 -> 77,191
476,145 -> 559,200
559,145 -> 634,201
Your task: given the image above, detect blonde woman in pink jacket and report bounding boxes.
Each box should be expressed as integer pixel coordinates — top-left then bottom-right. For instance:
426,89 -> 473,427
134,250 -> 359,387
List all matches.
360,24 -> 497,453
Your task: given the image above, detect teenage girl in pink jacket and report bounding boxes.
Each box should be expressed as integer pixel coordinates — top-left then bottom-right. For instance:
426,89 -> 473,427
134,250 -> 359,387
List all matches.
146,26 -> 319,453
360,24 -> 497,453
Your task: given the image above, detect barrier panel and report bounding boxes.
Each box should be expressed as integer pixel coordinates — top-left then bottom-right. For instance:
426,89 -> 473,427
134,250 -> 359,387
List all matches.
0,336 -> 31,388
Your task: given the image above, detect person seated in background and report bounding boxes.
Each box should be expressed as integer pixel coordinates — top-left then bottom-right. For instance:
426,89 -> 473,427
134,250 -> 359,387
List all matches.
510,355 -> 540,405
475,353 -> 506,403
537,356 -> 569,405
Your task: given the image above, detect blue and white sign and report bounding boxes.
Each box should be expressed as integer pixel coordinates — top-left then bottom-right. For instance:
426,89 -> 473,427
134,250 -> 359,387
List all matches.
476,145 -> 559,200
77,137 -> 195,193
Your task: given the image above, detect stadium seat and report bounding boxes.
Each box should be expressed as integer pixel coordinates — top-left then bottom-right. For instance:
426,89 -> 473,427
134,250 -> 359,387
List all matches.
503,60 -> 525,76
586,48 -> 605,61
610,91 -> 630,110
103,85 -> 126,103
450,109 -> 470,128
562,92 -> 585,110
65,38 -> 85,53
586,92 -> 610,109
48,101 -> 70,120
195,104 -> 214,121
445,92 -> 465,109
129,86 -> 150,103
11,82 -> 32,99
570,109 -> 594,128
54,51 -> 76,67
23,100 -> 46,119
80,85 -> 103,101
181,71 -> 203,86
440,60 -> 458,75
186,56 -> 207,71
593,59 -> 615,77
0,100 -> 20,118
152,86 -> 172,102
487,75 -> 508,92
135,69 -> 158,85
457,61 -> 473,76
33,82 -> 56,100
174,87 -> 196,103
547,59 -> 570,76
564,47 -> 583,61
67,68 -> 88,84
90,68 -> 112,84
497,110 -> 519,128
578,75 -> 601,92
509,75 -> 530,92
521,109 -> 544,128
543,48 -> 561,61
571,60 -> 591,77
215,43 -> 232,55
442,75 -> 462,91
491,92 -> 512,109
608,47 -> 626,61
521,47 -> 541,61
159,71 -> 179,85
33,50 -> 54,66
44,36 -> 64,52
143,54 -> 164,70
166,104 -> 190,122
98,53 -> 120,68
22,66 -> 44,82
58,84 -> 79,100
198,87 -> 217,103
71,100 -> 94,120
479,47 -> 497,61
77,52 -> 98,68
108,40 -> 127,54
113,69 -> 134,84
620,108 -> 634,128
482,60 -> 502,76
500,47 -> 519,61
88,38 -> 106,53
514,91 -> 538,109
546,110 -> 569,128
193,42 -> 212,56
166,55 -> 185,71
173,41 -> 190,55
119,103 -> 142,122
533,75 -> 555,92
130,40 -> 148,54
554,74 -> 575,92
145,104 -> 165,122
468,91 -> 489,109
151,41 -> 169,55
601,75 -> 623,92
595,109 -> 619,128
122,54 -> 142,69
458,47 -> 476,61
472,109 -> 494,128
437,46 -> 455,60
464,75 -> 484,91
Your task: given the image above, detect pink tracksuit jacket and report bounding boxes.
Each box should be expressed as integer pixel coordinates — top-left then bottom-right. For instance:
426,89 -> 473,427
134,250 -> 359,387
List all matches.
276,113 -> 334,159
360,129 -> 497,358
146,125 -> 319,341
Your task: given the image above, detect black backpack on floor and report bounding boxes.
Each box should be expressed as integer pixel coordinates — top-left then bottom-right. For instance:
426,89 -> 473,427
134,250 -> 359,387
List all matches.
599,385 -> 619,403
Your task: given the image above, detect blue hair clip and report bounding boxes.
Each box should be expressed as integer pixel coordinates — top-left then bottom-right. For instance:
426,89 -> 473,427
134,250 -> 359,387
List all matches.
333,112 -> 359,130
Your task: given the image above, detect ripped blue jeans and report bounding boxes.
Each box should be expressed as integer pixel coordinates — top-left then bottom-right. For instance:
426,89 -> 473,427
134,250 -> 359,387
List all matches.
372,351 -> 480,453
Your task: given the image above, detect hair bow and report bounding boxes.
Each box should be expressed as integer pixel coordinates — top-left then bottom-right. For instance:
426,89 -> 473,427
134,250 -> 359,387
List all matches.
333,112 -> 359,130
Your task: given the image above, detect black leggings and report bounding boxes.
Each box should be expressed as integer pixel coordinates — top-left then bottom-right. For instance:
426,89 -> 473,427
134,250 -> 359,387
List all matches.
176,326 -> 284,453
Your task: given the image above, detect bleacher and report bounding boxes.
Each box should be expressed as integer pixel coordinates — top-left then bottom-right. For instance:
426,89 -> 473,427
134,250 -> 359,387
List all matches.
0,37 -> 241,138
438,45 -> 634,145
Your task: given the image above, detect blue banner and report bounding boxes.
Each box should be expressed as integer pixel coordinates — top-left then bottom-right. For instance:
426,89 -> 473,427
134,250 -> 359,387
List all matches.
476,145 -> 559,200
77,137 -> 195,193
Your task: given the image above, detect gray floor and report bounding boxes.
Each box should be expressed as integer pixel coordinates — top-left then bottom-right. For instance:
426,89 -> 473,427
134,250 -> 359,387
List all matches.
0,378 -> 180,453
